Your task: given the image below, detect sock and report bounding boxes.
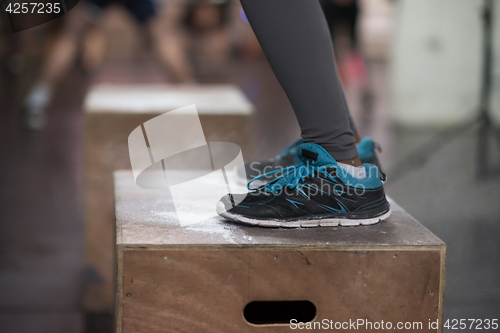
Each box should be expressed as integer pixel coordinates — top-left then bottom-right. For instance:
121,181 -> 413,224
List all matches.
337,162 -> 366,180
25,83 -> 52,113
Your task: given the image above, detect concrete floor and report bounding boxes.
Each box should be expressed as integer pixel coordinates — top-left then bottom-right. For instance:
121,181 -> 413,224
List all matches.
1,53 -> 499,332
0,72 -> 86,331
386,126 -> 500,323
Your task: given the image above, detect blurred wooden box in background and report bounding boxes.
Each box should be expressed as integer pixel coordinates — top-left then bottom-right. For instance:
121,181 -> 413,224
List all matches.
114,170 -> 446,333
83,84 -> 254,312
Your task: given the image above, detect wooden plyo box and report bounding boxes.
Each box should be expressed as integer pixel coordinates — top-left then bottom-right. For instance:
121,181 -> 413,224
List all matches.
114,171 -> 446,333
83,84 -> 254,312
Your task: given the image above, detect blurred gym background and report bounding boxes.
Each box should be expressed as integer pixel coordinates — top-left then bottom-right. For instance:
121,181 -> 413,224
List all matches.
0,0 -> 499,332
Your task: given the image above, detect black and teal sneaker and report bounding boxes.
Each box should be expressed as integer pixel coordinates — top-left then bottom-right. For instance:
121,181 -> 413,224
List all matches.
238,137 -> 382,185
237,139 -> 302,185
218,143 -> 390,228
356,136 -> 383,169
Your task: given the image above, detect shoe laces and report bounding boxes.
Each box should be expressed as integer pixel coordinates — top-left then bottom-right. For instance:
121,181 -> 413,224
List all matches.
248,161 -> 337,195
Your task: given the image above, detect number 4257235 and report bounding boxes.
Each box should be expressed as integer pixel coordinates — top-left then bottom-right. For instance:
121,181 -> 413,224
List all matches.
444,319 -> 498,330
5,2 -> 61,14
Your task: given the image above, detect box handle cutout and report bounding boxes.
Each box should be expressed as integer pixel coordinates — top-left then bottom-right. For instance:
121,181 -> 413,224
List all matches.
244,300 -> 316,325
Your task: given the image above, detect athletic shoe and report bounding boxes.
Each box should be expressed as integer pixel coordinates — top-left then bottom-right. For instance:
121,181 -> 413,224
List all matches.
217,142 -> 390,228
236,139 -> 301,185
357,136 -> 383,170
237,136 -> 382,185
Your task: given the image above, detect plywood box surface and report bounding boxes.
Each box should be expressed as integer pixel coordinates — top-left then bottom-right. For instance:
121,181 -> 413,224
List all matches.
83,84 -> 254,311
114,170 -> 446,333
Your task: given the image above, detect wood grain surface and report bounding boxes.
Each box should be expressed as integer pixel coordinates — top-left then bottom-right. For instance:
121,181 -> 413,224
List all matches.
114,172 -> 446,332
84,101 -> 253,312
119,249 -> 443,333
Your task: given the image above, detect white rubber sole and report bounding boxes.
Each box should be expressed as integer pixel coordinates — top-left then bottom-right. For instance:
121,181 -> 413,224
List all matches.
216,201 -> 391,228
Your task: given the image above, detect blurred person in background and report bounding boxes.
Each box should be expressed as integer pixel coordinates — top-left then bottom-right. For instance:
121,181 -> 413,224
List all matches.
321,0 -> 369,87
321,0 -> 373,117
23,0 -> 194,130
181,0 -> 233,73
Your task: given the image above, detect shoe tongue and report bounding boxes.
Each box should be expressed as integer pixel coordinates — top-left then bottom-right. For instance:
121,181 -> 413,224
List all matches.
297,143 -> 337,166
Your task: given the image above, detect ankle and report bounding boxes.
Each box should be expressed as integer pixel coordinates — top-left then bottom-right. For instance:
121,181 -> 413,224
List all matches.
337,161 -> 366,179
354,132 -> 361,144
338,156 -> 363,167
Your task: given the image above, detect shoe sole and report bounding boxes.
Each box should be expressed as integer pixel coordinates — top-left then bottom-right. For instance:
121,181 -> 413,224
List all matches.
216,201 -> 391,228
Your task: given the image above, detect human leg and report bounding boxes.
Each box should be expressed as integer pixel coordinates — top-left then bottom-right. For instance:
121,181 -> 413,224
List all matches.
240,0 -> 359,164
24,5 -> 91,129
218,0 -> 389,227
147,17 -> 195,83
122,0 -> 194,83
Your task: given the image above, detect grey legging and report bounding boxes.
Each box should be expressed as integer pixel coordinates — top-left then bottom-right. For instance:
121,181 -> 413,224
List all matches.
240,0 -> 358,160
